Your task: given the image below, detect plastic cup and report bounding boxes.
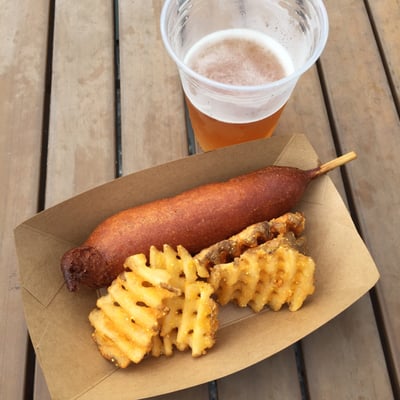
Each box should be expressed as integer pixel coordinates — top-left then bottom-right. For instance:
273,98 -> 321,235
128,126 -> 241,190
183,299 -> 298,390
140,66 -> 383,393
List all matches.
161,0 -> 329,151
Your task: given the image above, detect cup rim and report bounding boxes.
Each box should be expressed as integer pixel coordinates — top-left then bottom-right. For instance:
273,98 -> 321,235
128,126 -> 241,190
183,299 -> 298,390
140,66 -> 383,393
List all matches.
160,0 -> 329,92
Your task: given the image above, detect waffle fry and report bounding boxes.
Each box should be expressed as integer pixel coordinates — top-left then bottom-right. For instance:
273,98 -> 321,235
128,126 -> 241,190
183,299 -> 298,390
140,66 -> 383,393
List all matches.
149,245 -> 218,357
88,255 -> 178,368
195,212 -> 306,271
209,234 -> 315,312
177,281 -> 218,356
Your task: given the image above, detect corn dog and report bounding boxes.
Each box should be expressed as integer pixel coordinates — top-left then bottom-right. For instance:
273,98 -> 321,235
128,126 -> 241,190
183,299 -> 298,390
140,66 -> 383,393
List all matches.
61,153 -> 356,291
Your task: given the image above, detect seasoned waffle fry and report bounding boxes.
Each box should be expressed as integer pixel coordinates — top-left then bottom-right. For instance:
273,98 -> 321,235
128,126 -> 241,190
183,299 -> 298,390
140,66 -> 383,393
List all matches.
195,212 -> 305,270
152,282 -> 218,357
88,255 -> 178,368
149,245 -> 218,357
150,244 -> 200,287
209,234 -> 315,312
151,322 -> 177,357
177,281 -> 218,356
269,211 -> 306,237
91,327 -> 131,369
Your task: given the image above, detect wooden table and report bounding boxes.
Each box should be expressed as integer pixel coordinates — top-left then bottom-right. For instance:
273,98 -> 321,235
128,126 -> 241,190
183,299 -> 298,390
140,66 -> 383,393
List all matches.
1,1 -> 399,399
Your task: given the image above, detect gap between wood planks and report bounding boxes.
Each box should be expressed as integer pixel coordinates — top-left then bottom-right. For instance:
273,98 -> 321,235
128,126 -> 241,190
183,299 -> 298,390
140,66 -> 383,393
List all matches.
23,0 -> 57,399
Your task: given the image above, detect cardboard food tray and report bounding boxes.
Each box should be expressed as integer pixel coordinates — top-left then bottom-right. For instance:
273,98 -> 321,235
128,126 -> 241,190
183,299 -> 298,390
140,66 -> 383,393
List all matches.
15,134 -> 379,400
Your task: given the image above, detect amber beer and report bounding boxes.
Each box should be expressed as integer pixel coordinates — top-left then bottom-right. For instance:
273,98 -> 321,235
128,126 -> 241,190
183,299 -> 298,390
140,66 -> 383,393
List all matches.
185,95 -> 286,151
184,29 -> 294,151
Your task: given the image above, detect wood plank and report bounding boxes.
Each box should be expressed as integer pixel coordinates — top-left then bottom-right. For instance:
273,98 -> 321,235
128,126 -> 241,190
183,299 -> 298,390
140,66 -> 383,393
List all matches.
366,0 -> 400,104
304,297 -> 393,399
148,384 -> 210,400
218,351 -> 300,399
218,347 -> 302,400
118,0 -> 188,176
34,1 -> 116,399
44,1 -> 116,207
301,0 -> 399,397
0,1 -> 49,399
366,0 -> 400,389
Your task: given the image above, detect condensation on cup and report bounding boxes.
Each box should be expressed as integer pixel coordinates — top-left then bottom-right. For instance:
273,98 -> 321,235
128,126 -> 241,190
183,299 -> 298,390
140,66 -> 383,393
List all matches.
161,0 -> 329,151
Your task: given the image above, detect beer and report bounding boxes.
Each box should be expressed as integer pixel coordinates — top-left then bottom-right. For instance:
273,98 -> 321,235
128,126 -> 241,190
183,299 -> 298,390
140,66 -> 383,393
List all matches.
185,95 -> 286,151
184,29 -> 294,150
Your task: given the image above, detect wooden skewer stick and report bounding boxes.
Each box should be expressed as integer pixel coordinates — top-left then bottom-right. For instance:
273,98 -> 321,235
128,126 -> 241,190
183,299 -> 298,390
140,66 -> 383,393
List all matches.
314,151 -> 357,177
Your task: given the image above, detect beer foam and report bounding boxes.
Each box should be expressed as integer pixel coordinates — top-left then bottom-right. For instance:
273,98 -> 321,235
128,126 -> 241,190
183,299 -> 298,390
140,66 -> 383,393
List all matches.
184,29 -> 294,86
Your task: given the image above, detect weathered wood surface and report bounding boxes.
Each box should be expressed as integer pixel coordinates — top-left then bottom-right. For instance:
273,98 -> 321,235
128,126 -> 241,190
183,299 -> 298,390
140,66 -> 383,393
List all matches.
313,1 -> 400,397
118,0 -> 188,174
0,1 -> 49,399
